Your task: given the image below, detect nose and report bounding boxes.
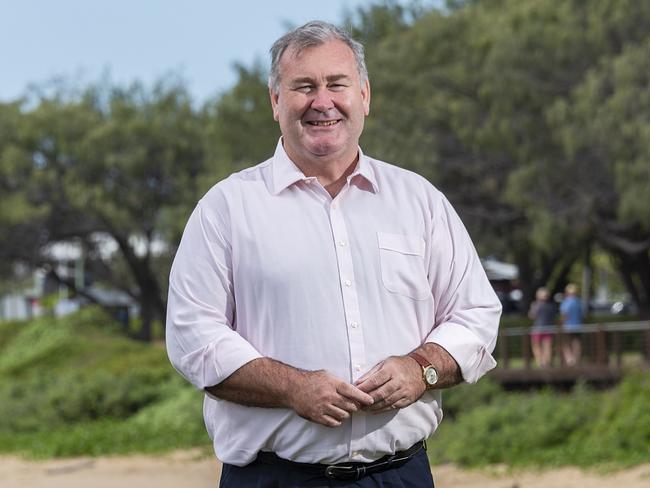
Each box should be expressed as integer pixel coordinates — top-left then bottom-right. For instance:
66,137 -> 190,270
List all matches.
310,87 -> 335,112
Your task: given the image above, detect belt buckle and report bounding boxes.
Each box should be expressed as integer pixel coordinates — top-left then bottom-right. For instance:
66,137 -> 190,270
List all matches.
325,465 -> 358,480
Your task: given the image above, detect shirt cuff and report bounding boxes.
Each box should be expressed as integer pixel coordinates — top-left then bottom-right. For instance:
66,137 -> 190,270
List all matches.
179,331 -> 263,390
426,324 -> 497,384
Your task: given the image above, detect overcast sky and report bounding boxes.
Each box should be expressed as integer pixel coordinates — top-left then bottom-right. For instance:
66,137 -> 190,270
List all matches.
0,0 -> 409,104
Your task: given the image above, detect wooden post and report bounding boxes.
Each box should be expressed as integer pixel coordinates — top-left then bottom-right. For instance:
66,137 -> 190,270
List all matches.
613,330 -> 622,367
523,329 -> 532,369
499,328 -> 509,369
551,328 -> 559,367
595,326 -> 607,366
557,329 -> 566,366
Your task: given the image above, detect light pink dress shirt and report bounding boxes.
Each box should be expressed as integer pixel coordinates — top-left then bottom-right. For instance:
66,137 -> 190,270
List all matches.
166,140 -> 501,466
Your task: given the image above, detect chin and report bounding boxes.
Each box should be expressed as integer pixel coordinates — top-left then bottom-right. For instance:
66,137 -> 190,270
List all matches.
309,143 -> 342,158
305,137 -> 344,156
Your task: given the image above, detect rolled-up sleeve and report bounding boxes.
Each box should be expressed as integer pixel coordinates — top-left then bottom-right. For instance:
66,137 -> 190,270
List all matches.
425,193 -> 501,383
166,195 -> 262,390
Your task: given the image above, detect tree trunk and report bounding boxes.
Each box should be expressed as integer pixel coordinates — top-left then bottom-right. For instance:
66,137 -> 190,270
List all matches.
133,272 -> 167,341
612,249 -> 650,319
103,222 -> 167,341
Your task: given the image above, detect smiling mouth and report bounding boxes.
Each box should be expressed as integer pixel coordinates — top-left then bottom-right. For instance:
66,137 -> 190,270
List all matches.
306,120 -> 340,126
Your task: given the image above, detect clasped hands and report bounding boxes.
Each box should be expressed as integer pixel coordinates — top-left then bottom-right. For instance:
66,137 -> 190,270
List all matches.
291,355 -> 426,428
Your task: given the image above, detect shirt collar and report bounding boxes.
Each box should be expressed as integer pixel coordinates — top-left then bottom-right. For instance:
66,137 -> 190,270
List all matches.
270,138 -> 379,195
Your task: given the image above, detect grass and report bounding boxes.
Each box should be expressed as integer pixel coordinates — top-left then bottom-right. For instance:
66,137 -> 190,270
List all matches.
0,307 -> 209,458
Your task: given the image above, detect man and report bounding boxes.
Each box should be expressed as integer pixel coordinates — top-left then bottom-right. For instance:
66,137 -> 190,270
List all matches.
166,21 -> 501,487
560,283 -> 583,365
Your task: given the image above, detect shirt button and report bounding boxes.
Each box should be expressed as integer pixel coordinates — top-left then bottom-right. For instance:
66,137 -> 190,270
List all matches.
355,364 -> 362,372
344,280 -> 352,287
331,202 -> 338,209
338,240 -> 346,247
350,321 -> 358,328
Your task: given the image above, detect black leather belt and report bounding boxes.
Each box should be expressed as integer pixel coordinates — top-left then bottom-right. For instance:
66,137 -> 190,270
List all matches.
255,440 -> 426,481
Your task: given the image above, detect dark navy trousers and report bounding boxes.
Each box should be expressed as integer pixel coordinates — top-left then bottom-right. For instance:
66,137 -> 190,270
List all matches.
219,449 -> 435,488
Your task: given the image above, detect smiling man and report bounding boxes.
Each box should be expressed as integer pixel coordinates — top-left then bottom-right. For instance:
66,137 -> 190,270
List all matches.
166,21 -> 501,487
269,37 -> 370,192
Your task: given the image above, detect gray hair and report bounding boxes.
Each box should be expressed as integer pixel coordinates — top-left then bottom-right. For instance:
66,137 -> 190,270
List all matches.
268,21 -> 368,93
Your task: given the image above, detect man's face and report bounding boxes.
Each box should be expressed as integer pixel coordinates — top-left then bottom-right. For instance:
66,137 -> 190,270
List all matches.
270,40 -> 370,166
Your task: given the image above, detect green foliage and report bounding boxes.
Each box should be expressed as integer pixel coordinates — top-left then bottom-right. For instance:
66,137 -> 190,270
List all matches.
575,372 -> 650,465
429,375 -> 650,468
440,376 -> 503,419
0,309 -> 208,458
358,0 -> 650,313
431,385 -> 599,466
0,319 -> 24,350
202,62 -> 279,180
0,380 -> 208,458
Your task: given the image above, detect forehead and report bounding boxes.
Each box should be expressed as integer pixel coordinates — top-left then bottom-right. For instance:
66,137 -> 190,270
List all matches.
278,40 -> 358,81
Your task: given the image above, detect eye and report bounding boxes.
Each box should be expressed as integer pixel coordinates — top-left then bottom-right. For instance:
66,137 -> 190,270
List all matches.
329,83 -> 347,91
294,85 -> 313,93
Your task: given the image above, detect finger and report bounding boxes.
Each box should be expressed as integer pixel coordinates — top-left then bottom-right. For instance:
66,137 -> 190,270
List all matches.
321,414 -> 343,428
366,384 -> 401,411
336,382 -> 374,406
369,392 -> 410,412
332,398 -> 360,414
392,397 -> 413,409
327,404 -> 351,422
355,369 -> 392,393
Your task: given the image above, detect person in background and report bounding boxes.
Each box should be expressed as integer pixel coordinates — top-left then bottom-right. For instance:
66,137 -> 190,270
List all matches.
166,20 -> 501,487
528,287 -> 556,367
560,283 -> 583,366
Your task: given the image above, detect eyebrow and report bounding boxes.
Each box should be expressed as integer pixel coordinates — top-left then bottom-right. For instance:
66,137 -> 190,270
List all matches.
290,74 -> 351,85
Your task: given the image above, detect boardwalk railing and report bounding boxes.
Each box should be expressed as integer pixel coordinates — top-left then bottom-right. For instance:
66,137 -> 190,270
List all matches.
491,320 -> 650,387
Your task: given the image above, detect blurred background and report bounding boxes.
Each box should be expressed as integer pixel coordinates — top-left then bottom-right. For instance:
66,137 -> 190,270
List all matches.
1,0 -> 649,471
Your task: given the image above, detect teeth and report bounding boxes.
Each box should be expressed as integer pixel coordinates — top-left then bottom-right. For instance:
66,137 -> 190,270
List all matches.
309,120 -> 338,126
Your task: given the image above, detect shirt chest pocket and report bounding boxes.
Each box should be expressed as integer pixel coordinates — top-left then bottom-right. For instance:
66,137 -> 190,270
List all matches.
377,232 -> 430,300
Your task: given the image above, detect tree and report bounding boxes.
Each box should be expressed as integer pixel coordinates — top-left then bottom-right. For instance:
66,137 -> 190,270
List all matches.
358,0 -> 650,310
201,62 -> 279,186
548,39 -> 650,316
0,81 -> 206,339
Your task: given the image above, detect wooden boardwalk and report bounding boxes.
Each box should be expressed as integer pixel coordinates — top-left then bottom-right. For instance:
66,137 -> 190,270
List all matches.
489,320 -> 650,389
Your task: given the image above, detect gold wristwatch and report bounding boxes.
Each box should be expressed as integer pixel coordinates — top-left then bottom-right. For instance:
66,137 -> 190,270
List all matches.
408,352 -> 439,389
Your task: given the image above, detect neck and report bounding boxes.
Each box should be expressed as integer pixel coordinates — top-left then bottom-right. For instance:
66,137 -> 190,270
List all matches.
285,144 -> 360,198
320,158 -> 357,197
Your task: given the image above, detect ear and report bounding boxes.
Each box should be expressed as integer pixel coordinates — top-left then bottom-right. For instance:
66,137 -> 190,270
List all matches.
269,87 -> 280,121
361,79 -> 371,116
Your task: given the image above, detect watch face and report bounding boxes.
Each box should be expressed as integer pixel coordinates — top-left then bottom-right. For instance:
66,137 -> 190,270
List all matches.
424,367 -> 438,386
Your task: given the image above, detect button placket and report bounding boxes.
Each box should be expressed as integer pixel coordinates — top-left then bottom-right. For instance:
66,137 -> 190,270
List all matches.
328,196 -> 367,455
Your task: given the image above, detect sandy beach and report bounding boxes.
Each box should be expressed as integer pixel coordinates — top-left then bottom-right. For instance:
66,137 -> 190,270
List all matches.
2,450 -> 650,488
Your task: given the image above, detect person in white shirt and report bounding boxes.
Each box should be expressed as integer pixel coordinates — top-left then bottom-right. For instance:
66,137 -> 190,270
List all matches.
166,20 -> 501,487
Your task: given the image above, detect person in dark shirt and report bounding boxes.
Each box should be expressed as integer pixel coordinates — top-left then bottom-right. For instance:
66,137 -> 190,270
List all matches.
528,287 -> 556,367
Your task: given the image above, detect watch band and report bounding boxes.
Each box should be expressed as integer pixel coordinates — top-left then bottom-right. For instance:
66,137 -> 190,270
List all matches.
408,351 -> 438,389
408,352 -> 431,368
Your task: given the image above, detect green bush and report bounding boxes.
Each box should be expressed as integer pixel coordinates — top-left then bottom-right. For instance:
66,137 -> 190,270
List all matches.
429,376 -> 650,468
572,372 -> 650,466
0,308 -> 209,458
0,370 -> 173,432
0,319 -> 26,351
440,376 -> 503,419
431,385 -> 598,466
